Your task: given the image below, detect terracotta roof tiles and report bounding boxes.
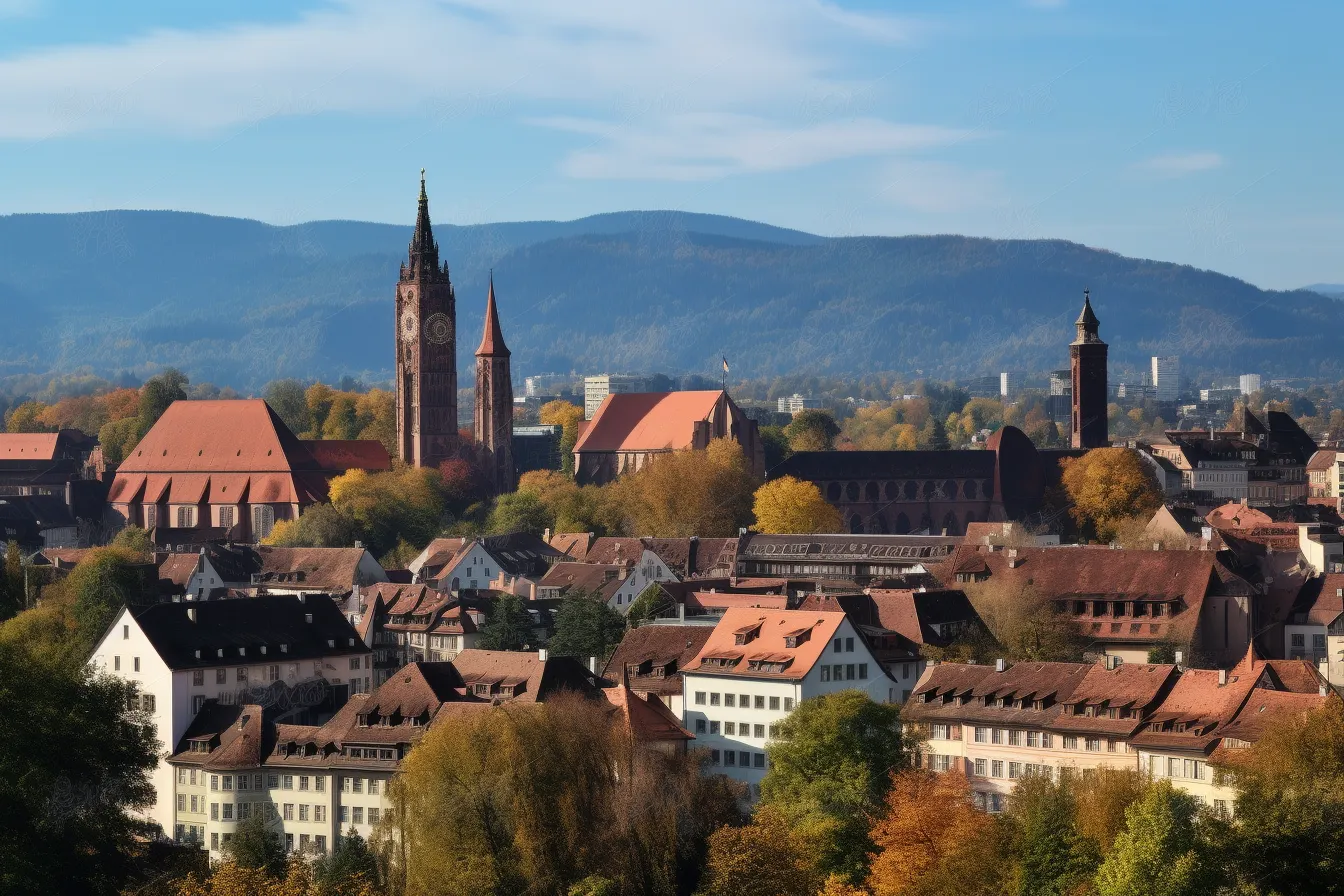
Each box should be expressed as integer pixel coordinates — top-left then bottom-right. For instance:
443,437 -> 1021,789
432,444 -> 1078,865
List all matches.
574,390 -> 726,454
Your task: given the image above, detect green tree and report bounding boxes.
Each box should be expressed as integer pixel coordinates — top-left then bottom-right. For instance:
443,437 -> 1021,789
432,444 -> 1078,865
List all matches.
313,828 -> 381,895
477,595 -> 536,651
97,416 -> 142,465
264,379 -> 312,436
61,548 -> 154,651
4,400 -> 54,433
759,424 -> 792,471
110,526 -> 153,556
0,639 -> 158,896
223,812 -> 287,878
486,491 -> 554,537
266,503 -> 362,550
137,369 -> 189,433
761,690 -> 910,882
1008,773 -> 1094,896
784,409 -> 840,452
1094,782 -> 1213,896
546,590 -> 625,660
323,394 -> 361,440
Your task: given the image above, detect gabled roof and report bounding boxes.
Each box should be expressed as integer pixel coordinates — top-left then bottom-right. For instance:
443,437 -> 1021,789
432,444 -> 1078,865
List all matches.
0,433 -> 60,461
169,702 -> 270,769
602,624 -> 715,696
548,532 -> 592,560
158,552 -> 201,591
1217,688 -> 1334,743
684,608 -> 849,680
451,648 -> 598,702
131,594 -> 369,669
574,390 -> 726,454
602,685 -> 692,743
538,562 -> 627,599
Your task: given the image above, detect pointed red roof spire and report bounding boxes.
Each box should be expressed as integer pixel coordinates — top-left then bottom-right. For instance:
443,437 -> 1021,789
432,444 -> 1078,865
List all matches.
475,271 -> 510,357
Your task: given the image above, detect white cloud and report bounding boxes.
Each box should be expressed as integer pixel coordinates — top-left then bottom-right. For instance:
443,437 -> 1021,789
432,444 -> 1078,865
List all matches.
537,114 -> 974,180
0,0 -> 918,141
1138,151 -> 1224,176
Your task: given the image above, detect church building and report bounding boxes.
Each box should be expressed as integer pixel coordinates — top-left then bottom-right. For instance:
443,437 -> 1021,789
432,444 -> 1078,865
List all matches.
394,172 -> 513,493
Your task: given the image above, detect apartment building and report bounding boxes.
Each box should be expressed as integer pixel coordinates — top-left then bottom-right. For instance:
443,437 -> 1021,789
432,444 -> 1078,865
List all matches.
904,649 -> 1330,813
166,650 -> 601,860
681,608 -> 894,795
89,595 -> 372,835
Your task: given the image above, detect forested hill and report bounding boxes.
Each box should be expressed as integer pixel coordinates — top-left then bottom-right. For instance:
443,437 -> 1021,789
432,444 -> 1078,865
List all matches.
0,208 -> 1336,390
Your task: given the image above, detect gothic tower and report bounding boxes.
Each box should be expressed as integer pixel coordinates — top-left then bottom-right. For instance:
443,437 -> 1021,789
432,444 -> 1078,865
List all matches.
1070,289 -> 1109,449
395,170 -> 458,469
474,273 -> 514,493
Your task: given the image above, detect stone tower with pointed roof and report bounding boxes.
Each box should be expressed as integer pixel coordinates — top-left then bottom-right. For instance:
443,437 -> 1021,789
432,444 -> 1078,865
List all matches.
1070,289 -> 1109,449
395,171 -> 458,469
474,274 -> 514,493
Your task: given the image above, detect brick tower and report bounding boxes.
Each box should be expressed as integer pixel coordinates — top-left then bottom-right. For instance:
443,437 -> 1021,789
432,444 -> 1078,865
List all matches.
474,273 -> 514,493
395,170 -> 458,468
1070,289 -> 1109,449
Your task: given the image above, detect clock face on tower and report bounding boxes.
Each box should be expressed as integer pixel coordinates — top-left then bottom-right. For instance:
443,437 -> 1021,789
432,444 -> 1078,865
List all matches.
424,312 -> 452,345
400,308 -> 418,342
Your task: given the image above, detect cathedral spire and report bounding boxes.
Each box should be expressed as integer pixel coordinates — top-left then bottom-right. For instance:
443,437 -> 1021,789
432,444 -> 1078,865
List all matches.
407,168 -> 440,277
475,272 -> 510,356
1073,287 -> 1101,344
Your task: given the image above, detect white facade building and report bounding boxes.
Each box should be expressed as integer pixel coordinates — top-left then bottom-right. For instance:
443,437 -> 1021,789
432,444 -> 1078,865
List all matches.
583,374 -> 653,420
1152,356 -> 1181,402
681,608 -> 894,795
776,394 -> 822,415
89,595 -> 372,836
1240,373 -> 1262,395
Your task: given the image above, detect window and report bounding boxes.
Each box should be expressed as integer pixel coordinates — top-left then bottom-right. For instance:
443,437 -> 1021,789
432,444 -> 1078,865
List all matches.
340,806 -> 349,823
845,664 -> 855,680
991,760 -> 1004,778
754,695 -> 765,709
315,805 -> 325,822
267,774 -> 279,789
754,753 -> 766,768
353,778 -> 363,793
178,794 -> 185,812
285,834 -> 294,852
820,666 -> 831,682
709,693 -> 720,706
1026,731 -> 1040,748
991,728 -> 1003,745
300,834 -> 310,851
222,775 -> 233,791
253,505 -> 275,540
1008,762 -> 1022,779
299,776 -> 310,791
725,751 -> 736,766
191,795 -> 199,813
216,668 -> 226,685
833,639 -> 842,653
239,802 -> 251,820
724,693 -> 735,707
314,835 -> 326,854
133,656 -> 140,672
222,804 -> 233,821
1291,633 -> 1306,648
739,751 -> 750,767
193,670 -> 204,686
769,696 -> 780,710
219,505 -> 235,530
1064,735 -> 1078,750
974,758 -> 987,776
210,775 -> 219,791
178,768 -> 186,785
754,724 -> 765,738
268,665 -> 280,682
858,663 -> 868,680
845,637 -> 854,652
1008,730 -> 1022,746
709,721 -> 720,735
724,722 -> 736,736
299,804 -> 309,821
1086,738 -> 1101,752
694,692 -> 706,705
368,808 -> 380,825
354,807 -> 364,824
695,719 -> 706,734
784,698 -> 794,711
974,727 -> 989,743
212,833 -> 219,851
114,656 -> 120,671
283,804 -> 294,821
210,803 -> 219,820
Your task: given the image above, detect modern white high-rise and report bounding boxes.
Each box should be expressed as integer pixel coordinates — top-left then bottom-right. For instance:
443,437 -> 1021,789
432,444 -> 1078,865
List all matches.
999,372 -> 1012,399
584,374 -> 653,419
776,393 -> 821,414
1151,356 -> 1180,402
1240,374 -> 1262,396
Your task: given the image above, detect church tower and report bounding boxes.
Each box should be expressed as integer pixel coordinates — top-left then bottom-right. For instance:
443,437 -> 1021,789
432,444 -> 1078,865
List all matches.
474,273 -> 514,493
1070,289 -> 1109,449
395,170 -> 458,469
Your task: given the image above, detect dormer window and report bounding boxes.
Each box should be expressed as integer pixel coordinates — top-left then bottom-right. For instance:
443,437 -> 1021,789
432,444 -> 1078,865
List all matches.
733,623 -> 762,646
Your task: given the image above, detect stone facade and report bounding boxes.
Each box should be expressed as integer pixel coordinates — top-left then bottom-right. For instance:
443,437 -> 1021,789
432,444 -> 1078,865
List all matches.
395,171 -> 458,469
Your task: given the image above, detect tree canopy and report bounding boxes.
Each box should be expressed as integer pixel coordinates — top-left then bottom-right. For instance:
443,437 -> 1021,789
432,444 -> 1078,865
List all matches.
546,590 -> 626,660
784,410 -> 840,452
752,475 -> 842,534
1060,448 -> 1163,543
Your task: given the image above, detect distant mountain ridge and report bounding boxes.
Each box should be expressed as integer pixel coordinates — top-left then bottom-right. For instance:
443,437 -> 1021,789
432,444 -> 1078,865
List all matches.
0,208 -> 1337,390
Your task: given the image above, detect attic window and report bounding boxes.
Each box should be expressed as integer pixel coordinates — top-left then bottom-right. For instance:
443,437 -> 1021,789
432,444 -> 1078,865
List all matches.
782,628 -> 812,648
733,623 -> 762,646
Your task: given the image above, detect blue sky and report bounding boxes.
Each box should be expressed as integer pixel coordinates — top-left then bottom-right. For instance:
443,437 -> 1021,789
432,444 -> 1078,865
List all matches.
0,0 -> 1338,289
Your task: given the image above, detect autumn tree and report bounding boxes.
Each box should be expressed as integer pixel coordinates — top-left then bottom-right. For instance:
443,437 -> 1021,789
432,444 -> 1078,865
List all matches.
698,808 -> 820,896
1072,768 -> 1149,859
785,409 -> 840,452
1059,448 -> 1163,543
1094,782 -> 1215,896
1007,772 -> 1095,896
963,579 -> 1083,663
540,399 -> 585,475
1216,701 -> 1344,894
486,491 -> 553,537
866,770 -> 1010,896
270,466 -> 445,558
761,691 -> 910,882
546,590 -> 625,660
5,400 -> 53,433
752,476 -> 843,534
620,438 -> 756,537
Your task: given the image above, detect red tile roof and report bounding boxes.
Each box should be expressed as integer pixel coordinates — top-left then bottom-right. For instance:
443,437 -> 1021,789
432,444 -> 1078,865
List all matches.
574,390 -> 726,453
602,685 -> 692,743
685,592 -> 788,611
158,552 -> 200,590
548,532 -> 592,559
474,277 -> 510,357
684,608 -> 848,680
0,433 -> 60,461
602,624 -> 715,697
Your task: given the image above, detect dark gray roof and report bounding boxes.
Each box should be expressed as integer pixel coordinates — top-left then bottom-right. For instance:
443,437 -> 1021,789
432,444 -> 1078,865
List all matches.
132,594 -> 369,669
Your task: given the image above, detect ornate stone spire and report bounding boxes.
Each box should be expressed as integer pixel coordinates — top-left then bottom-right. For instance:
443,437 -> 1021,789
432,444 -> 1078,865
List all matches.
406,168 -> 440,279
475,271 -> 510,357
1073,288 -> 1101,344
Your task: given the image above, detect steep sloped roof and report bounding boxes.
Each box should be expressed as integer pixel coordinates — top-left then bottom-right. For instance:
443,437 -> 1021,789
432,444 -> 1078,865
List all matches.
574,390 -> 724,453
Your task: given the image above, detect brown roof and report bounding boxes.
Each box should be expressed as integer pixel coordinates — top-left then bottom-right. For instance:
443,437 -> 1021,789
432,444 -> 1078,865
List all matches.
36,547 -> 95,568
475,276 -> 510,357
1307,450 -> 1338,473
302,440 -> 392,472
602,624 -> 715,696
169,702 -> 269,769
0,433 -> 60,461
251,546 -> 373,593
451,648 -> 598,702
548,532 -> 592,560
158,552 -> 201,590
539,562 -> 628,598
684,609 -> 848,680
574,390 -> 726,454
1206,502 -> 1277,531
685,592 -> 788,611
602,685 -> 692,743
1217,688 -> 1334,743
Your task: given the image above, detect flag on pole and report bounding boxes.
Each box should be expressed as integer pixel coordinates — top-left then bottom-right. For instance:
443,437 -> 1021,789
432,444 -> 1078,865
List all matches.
722,356 -> 730,373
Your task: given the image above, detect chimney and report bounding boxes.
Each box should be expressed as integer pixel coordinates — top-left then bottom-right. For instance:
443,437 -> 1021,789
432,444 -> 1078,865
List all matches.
1006,549 -> 1020,569
354,541 -> 363,550
678,601 -> 685,622
544,527 -> 551,542
587,656 -> 598,674
1321,682 -> 1330,697
538,648 -> 549,663
1175,650 -> 1184,667
1218,669 -> 1228,686
995,658 -> 1006,673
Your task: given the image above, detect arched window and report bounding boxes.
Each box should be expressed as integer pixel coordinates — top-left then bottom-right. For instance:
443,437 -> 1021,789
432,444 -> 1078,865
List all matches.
845,482 -> 860,502
827,482 -> 842,502
894,513 -> 911,534
885,482 -> 900,500
943,480 -> 958,499
963,479 -> 978,500
922,481 -> 937,500
849,514 -> 863,534
252,505 -> 276,541
864,482 -> 880,502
